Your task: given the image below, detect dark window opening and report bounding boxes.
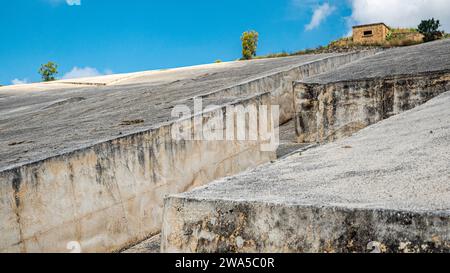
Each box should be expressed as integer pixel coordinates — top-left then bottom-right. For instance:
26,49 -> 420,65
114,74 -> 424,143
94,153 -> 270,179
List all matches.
363,30 -> 373,36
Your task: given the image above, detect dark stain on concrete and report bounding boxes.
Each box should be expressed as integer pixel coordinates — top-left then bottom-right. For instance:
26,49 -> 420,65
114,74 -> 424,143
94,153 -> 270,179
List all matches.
295,71 -> 450,143
11,169 -> 22,208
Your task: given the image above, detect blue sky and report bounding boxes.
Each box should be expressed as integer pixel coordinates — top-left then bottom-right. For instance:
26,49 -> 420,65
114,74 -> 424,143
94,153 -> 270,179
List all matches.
1,0 -> 449,85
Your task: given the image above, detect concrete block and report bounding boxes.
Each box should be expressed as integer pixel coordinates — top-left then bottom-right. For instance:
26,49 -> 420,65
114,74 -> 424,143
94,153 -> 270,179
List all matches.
162,91 -> 450,253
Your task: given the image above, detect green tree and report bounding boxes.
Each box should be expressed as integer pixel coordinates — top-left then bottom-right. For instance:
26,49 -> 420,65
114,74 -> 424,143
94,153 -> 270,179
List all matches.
418,18 -> 443,42
39,61 -> 58,82
241,30 -> 259,60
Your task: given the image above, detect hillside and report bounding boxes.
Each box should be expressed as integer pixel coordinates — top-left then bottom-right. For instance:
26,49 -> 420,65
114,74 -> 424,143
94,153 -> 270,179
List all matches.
256,27 -> 449,59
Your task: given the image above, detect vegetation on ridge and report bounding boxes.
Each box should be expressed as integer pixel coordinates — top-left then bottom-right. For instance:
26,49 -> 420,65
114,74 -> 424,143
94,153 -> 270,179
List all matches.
240,30 -> 259,60
38,61 -> 59,82
246,18 -> 448,61
418,18 -> 444,42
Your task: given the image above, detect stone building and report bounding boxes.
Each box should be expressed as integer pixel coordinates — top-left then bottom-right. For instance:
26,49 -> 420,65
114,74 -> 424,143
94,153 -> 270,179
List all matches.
353,23 -> 390,45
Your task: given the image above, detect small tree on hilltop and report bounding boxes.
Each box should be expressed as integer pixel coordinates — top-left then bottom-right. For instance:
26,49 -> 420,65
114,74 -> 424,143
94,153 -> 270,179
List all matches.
39,61 -> 58,82
241,30 -> 259,60
418,18 -> 443,42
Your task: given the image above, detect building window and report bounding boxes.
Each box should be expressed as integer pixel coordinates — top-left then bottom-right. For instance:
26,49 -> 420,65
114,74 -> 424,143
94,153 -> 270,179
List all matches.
363,30 -> 373,36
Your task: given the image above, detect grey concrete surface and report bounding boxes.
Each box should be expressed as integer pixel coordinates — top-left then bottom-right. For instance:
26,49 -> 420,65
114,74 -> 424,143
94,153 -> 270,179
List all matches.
0,54 -> 342,171
276,119 -> 308,158
294,71 -> 450,143
122,234 -> 161,253
162,91 -> 450,252
170,91 -> 450,212
2,51 -> 381,252
305,39 -> 450,84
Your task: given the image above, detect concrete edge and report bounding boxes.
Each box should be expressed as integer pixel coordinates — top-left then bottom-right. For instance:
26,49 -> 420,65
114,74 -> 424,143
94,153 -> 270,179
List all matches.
0,90 -> 271,173
298,68 -> 450,86
161,197 -> 450,253
0,51 -> 376,174
196,50 -> 379,100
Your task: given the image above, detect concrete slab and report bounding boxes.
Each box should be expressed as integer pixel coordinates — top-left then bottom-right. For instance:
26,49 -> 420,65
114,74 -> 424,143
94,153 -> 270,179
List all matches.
0,53 -> 343,171
294,71 -> 450,143
122,234 -> 161,253
162,91 -> 450,253
2,51 -> 379,252
304,39 -> 450,84
292,39 -> 450,156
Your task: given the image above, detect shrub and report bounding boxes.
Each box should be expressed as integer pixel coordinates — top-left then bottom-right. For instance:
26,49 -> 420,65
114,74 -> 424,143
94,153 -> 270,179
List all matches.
386,30 -> 393,41
418,18 -> 443,42
241,30 -> 259,60
39,62 -> 58,82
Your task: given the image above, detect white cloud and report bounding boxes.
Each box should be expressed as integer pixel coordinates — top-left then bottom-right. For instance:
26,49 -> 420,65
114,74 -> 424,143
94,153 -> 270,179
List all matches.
11,78 -> 28,85
47,0 -> 81,6
63,67 -> 109,80
66,0 -> 81,6
349,0 -> 450,31
103,69 -> 114,75
305,3 -> 336,31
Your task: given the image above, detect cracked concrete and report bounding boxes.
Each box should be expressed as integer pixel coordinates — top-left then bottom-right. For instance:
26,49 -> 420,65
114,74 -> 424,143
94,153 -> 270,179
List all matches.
161,91 -> 450,253
1,51 -> 375,252
1,52 -> 368,171
3,39 -> 449,253
304,39 -> 450,84
161,40 -> 450,253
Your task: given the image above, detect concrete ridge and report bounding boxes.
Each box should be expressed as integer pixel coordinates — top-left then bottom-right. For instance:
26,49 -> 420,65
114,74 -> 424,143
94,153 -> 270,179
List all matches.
167,91 -> 450,211
193,51 -> 378,100
2,54 -> 342,89
161,91 -> 450,253
165,197 -> 450,216
295,68 -> 450,85
57,82 -> 107,87
0,90 -> 271,174
0,52 -> 374,173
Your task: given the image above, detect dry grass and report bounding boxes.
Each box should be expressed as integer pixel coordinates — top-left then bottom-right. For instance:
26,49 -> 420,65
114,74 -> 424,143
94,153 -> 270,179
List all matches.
384,38 -> 422,47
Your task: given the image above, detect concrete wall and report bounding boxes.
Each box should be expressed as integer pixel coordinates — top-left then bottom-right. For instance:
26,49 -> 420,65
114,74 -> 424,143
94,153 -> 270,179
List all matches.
201,51 -> 377,124
294,71 -> 450,143
0,51 -> 376,253
0,93 -> 276,253
161,198 -> 450,253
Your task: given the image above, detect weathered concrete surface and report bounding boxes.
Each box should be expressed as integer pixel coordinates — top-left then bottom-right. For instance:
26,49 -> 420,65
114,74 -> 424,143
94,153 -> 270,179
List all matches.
295,70 -> 450,143
0,51 -> 375,253
276,119 -> 309,158
0,92 -> 275,253
304,39 -> 450,84
294,39 -> 450,143
122,234 -> 161,253
120,119 -> 305,254
0,51 -> 373,170
161,91 -> 450,253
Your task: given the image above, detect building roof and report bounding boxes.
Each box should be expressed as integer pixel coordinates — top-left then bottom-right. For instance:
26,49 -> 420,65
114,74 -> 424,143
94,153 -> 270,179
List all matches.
352,22 -> 390,29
